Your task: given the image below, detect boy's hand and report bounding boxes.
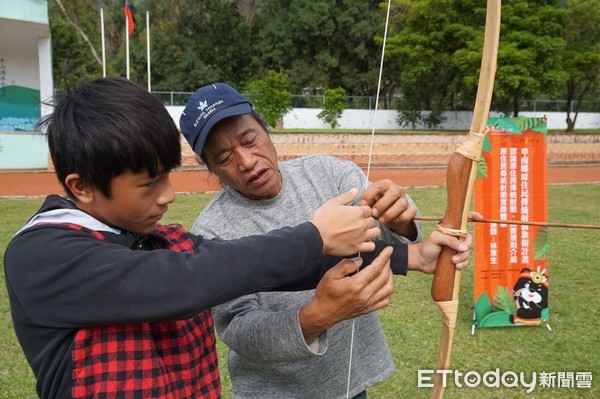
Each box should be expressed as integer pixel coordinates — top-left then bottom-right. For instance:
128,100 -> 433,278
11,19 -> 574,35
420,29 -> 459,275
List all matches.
299,246 -> 394,344
359,179 -> 418,239
408,231 -> 472,274
311,189 -> 380,256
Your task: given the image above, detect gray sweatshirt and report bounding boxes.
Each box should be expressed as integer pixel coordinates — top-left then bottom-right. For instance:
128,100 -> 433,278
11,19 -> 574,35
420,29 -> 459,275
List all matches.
192,154 -> 422,398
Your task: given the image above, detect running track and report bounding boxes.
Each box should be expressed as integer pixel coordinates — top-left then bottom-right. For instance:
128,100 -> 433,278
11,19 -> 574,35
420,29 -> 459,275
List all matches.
1,165 -> 598,197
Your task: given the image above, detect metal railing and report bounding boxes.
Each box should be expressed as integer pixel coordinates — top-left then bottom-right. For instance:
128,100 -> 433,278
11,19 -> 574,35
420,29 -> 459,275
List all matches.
57,89 -> 600,112
152,91 -> 387,109
52,89 -> 380,108
519,99 -> 600,113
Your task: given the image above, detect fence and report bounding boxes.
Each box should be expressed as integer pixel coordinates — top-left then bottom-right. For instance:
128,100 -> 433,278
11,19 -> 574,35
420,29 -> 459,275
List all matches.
152,91 -> 379,109
152,91 -> 600,113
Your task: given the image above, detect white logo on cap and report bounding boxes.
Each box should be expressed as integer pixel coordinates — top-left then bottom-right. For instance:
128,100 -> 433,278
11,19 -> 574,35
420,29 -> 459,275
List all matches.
197,100 -> 208,111
193,99 -> 225,128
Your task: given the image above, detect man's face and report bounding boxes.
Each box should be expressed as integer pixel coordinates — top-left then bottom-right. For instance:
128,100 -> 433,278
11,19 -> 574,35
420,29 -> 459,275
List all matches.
83,168 -> 175,235
203,114 -> 281,200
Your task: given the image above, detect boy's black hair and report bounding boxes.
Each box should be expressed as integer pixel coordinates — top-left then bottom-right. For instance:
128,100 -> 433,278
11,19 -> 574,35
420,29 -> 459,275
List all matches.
40,77 -> 181,198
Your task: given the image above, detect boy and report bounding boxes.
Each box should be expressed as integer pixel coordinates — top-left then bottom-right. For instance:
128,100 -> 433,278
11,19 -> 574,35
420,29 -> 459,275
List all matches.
4,77 -> 400,398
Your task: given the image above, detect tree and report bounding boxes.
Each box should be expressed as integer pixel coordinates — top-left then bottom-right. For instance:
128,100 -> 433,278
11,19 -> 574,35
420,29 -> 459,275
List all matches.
48,0 -> 105,89
248,70 -> 292,128
329,0 -> 390,96
386,0 -> 467,112
45,0 -> 598,118
492,0 -> 568,116
386,0 -> 569,116
562,0 -> 600,131
48,0 -> 254,92
49,0 -> 158,90
375,0 -> 413,108
145,0 -> 253,92
317,87 -> 347,129
396,99 -> 421,130
252,1 -> 387,96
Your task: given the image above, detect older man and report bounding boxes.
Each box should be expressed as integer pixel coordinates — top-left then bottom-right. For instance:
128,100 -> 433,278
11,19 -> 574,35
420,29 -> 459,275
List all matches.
180,83 -> 470,399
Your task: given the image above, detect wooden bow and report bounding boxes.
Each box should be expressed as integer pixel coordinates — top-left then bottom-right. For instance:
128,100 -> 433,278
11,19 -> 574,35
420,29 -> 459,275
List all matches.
429,1 -> 501,398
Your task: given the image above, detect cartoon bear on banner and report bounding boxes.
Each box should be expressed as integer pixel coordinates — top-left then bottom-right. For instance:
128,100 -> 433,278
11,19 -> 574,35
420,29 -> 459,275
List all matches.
510,265 -> 548,326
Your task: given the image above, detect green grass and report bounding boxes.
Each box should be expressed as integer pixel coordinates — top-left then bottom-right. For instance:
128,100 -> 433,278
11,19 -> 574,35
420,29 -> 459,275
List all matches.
370,184 -> 600,398
1,185 -> 598,398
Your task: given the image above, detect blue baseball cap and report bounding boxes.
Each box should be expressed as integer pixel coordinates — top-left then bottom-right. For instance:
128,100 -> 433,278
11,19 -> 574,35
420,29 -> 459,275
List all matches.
179,83 -> 253,155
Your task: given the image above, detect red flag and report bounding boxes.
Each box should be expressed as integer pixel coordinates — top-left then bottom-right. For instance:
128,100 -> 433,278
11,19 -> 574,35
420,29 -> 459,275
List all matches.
124,1 -> 135,37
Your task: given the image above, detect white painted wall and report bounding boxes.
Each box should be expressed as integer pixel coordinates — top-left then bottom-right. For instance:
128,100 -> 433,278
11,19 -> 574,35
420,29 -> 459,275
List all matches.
2,48 -> 39,89
167,106 -> 186,129
166,106 -> 600,131
0,133 -> 48,169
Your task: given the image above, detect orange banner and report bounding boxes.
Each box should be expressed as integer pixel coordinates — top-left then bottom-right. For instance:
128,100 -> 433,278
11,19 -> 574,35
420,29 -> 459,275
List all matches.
474,117 -> 548,328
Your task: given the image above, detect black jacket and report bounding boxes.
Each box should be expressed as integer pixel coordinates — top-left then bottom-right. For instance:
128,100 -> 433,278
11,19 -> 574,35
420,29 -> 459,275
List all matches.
4,195 -> 408,397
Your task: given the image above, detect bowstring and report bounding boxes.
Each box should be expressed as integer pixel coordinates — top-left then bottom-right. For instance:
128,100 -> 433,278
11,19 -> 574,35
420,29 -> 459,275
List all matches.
345,0 -> 392,397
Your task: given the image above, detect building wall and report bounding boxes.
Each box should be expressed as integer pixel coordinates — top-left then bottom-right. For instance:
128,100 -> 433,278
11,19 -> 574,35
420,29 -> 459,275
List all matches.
0,0 -> 49,24
166,106 -> 600,131
0,0 -> 52,169
0,133 -> 48,169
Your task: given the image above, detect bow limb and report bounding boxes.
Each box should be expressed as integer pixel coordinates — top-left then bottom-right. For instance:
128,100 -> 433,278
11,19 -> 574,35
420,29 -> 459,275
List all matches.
430,1 -> 501,398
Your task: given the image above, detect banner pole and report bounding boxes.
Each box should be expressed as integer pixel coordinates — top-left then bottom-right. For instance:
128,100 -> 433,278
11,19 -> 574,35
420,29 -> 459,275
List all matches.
126,16 -> 130,79
147,11 -> 151,92
101,8 -> 106,77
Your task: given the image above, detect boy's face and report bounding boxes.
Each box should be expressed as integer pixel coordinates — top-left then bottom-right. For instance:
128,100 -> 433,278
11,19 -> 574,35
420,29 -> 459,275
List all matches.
83,168 -> 175,235
203,114 -> 281,200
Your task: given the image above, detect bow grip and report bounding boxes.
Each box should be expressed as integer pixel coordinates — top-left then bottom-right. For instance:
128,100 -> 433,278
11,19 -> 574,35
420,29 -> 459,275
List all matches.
431,153 -> 473,302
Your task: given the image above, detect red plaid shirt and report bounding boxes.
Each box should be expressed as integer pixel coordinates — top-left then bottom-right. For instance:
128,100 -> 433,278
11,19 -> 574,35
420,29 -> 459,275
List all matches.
70,224 -> 220,398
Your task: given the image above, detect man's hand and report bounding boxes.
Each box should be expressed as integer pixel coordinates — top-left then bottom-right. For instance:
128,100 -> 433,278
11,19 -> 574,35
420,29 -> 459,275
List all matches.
408,231 -> 472,274
469,211 -> 484,222
311,189 -> 380,256
359,179 -> 418,240
299,247 -> 394,344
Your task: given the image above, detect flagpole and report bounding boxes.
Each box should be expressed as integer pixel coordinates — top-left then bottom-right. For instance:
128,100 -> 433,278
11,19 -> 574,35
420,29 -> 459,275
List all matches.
101,8 -> 106,77
126,15 -> 130,79
146,11 -> 151,92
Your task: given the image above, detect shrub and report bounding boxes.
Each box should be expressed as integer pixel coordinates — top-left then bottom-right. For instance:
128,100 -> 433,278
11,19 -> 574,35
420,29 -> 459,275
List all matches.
317,87 -> 347,129
248,71 -> 292,128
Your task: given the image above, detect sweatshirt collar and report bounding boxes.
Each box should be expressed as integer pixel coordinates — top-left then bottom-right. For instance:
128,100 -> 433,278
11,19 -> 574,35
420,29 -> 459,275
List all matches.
16,208 -> 121,236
